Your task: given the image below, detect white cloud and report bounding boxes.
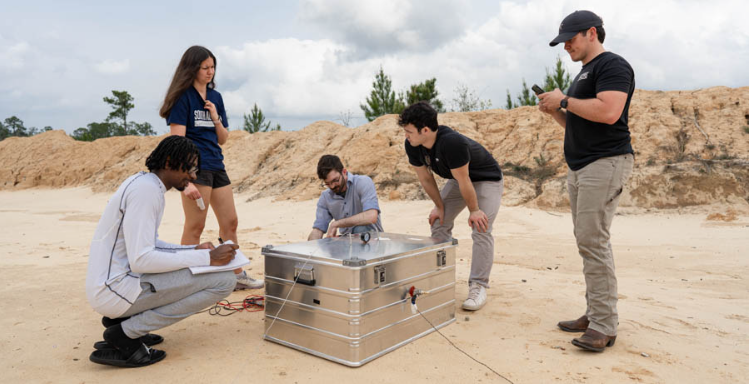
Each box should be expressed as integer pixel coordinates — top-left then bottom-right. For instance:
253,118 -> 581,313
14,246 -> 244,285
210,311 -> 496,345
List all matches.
0,40 -> 31,71
298,0 -> 468,58
93,59 -> 130,75
210,0 -> 749,126
2,0 -> 749,134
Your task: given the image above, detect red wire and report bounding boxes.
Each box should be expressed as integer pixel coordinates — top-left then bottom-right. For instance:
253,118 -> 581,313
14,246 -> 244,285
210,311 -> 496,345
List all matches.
215,295 -> 265,312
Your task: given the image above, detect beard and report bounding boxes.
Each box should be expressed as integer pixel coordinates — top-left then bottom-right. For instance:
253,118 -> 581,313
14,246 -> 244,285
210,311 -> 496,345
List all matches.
333,184 -> 347,196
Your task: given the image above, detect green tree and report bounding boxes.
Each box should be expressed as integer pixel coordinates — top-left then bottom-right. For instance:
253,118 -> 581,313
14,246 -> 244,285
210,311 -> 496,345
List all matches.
506,57 -> 571,109
515,79 -> 537,107
405,78 -> 445,112
243,103 -> 280,133
103,90 -> 135,132
4,116 -> 29,137
72,90 -> 155,141
505,90 -> 516,110
450,84 -> 492,112
543,55 -> 571,92
72,122 -> 118,142
0,120 -> 8,141
360,66 -> 406,121
128,122 -> 156,136
0,118 -> 53,141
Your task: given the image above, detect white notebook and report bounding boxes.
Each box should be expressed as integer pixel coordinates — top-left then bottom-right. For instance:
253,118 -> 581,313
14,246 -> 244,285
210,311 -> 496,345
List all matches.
189,241 -> 250,274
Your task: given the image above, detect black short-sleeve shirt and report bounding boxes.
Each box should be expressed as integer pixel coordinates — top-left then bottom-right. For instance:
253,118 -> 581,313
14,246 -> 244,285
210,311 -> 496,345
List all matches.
405,126 -> 502,182
565,51 -> 635,171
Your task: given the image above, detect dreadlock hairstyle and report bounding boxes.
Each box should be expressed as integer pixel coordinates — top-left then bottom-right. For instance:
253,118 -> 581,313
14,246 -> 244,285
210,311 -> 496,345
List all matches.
145,135 -> 200,173
159,46 -> 217,119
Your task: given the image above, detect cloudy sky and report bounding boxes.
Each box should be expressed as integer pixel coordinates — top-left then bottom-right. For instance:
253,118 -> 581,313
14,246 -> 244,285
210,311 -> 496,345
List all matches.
1,0 -> 747,134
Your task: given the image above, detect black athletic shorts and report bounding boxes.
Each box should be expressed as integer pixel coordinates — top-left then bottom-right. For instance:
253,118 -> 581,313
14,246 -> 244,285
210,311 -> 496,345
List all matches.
193,169 -> 231,189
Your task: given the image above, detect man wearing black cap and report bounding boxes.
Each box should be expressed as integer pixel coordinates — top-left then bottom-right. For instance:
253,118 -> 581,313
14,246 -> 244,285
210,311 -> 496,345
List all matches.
538,10 -> 635,352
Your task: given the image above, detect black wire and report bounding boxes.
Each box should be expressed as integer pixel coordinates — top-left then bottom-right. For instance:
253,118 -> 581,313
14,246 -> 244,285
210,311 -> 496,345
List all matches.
416,309 -> 514,384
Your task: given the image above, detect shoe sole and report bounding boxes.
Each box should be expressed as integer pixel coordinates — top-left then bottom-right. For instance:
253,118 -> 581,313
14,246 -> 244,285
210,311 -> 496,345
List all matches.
462,302 -> 485,311
89,349 -> 166,368
571,337 -> 616,352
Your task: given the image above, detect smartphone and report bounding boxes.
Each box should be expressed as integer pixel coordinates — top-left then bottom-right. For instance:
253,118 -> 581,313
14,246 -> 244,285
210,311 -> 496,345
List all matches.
531,84 -> 544,95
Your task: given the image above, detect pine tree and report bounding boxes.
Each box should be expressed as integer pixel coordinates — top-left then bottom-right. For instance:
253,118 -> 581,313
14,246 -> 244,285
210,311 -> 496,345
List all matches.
103,90 -> 135,133
243,103 -> 280,133
505,90 -> 516,110
543,55 -> 571,92
3,116 -> 29,137
72,90 -> 156,141
515,79 -> 537,107
406,78 -> 445,112
360,66 -> 405,121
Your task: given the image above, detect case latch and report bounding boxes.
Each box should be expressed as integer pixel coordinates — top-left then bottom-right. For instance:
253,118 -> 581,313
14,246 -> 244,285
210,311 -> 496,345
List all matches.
373,265 -> 386,284
437,249 -> 447,267
294,263 -> 316,286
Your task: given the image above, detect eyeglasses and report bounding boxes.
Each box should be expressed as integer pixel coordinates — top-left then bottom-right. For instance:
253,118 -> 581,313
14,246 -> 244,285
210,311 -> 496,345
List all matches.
321,173 -> 342,189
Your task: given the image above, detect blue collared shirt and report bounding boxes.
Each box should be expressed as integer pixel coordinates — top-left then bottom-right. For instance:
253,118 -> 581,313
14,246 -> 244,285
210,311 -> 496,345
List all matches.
313,173 -> 383,235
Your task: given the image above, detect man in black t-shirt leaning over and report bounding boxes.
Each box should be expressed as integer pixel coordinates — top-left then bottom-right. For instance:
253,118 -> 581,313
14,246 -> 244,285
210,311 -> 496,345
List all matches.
399,101 -> 503,312
538,10 -> 635,352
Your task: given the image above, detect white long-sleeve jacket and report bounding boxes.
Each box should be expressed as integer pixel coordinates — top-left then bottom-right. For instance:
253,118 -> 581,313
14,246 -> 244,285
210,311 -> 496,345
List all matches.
86,172 -> 210,318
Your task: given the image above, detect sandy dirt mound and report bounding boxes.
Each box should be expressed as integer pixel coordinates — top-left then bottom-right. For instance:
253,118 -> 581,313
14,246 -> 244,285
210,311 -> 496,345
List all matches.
1,86 -> 747,211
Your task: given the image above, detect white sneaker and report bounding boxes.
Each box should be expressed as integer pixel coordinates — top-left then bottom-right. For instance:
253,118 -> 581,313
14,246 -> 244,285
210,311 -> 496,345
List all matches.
234,271 -> 264,291
462,282 -> 487,311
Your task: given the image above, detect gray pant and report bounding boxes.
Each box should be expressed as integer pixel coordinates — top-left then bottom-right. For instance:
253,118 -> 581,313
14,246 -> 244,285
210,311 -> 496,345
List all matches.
567,154 -> 634,336
119,269 -> 235,339
431,179 -> 503,288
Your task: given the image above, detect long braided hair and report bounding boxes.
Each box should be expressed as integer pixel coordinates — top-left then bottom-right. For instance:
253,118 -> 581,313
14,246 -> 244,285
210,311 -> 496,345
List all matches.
146,136 -> 200,172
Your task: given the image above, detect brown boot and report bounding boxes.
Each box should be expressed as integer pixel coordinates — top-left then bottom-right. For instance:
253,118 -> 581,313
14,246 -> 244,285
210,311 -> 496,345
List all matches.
557,315 -> 589,332
571,328 -> 616,352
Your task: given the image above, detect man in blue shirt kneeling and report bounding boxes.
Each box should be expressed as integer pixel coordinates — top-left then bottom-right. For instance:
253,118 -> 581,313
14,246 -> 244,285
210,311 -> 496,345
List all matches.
308,155 -> 384,240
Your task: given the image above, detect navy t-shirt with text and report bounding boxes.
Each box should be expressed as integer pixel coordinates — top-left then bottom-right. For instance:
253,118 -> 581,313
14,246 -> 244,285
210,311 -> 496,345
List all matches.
166,86 -> 229,171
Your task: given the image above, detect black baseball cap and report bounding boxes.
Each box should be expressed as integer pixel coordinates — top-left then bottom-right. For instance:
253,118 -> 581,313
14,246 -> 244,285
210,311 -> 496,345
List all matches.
549,10 -> 603,46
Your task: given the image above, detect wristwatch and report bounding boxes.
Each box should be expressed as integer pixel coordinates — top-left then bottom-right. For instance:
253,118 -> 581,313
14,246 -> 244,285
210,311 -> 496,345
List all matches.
560,96 -> 570,109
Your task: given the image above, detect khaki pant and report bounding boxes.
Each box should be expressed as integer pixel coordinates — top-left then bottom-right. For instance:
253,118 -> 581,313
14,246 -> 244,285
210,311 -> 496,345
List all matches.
431,179 -> 503,288
567,154 -> 634,336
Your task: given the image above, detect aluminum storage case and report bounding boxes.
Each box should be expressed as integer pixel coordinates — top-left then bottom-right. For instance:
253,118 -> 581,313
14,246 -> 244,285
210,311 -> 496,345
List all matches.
262,232 -> 457,367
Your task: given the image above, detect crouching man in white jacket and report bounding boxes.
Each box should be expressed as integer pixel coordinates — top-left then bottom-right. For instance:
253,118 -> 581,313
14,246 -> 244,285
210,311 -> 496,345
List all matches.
86,135 -> 238,368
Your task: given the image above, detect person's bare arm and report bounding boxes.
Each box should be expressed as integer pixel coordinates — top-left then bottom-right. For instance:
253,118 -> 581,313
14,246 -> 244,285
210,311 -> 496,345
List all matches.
325,209 -> 378,238
308,228 -> 324,241
539,88 -> 628,125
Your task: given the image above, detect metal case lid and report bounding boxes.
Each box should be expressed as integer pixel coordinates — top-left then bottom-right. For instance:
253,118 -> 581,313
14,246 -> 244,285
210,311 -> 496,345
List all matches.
262,232 -> 457,266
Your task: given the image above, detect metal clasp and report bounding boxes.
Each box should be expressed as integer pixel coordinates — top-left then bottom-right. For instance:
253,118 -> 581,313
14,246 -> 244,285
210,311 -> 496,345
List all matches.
437,250 -> 447,267
373,265 -> 386,284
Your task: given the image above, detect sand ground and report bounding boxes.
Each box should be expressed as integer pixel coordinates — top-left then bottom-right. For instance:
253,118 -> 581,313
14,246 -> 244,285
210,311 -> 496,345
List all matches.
0,188 -> 747,383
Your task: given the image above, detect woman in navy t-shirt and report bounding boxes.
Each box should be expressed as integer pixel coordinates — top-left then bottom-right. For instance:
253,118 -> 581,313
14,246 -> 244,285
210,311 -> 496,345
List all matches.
159,46 -> 262,290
